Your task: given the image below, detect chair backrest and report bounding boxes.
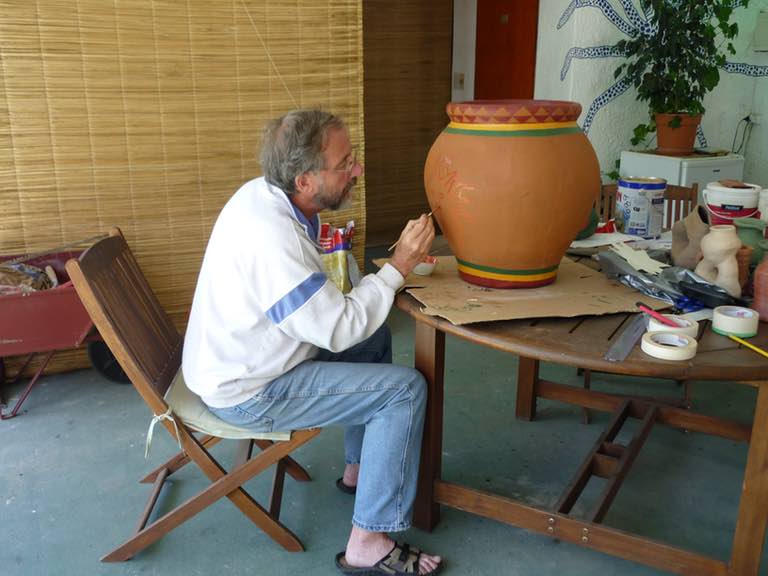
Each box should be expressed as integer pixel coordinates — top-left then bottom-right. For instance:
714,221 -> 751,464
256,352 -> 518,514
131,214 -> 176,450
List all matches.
597,183 -> 618,222
65,228 -> 181,416
663,183 -> 698,229
596,182 -> 698,230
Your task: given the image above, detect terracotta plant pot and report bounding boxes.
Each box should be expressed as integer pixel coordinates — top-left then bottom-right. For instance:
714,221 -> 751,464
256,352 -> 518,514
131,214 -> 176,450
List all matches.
423,99 -> 601,288
655,113 -> 702,156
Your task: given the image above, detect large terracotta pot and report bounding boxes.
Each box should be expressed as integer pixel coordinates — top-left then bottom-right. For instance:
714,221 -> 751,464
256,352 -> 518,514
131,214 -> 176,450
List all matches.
424,99 -> 600,288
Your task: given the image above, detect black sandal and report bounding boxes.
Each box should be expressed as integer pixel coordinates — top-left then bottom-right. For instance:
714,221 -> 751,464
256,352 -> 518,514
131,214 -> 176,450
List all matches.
335,541 -> 440,576
336,477 -> 357,495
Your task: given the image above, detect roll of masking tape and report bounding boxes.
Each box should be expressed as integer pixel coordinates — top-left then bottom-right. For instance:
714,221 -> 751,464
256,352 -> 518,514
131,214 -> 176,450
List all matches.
647,315 -> 700,339
712,306 -> 760,338
641,331 -> 698,361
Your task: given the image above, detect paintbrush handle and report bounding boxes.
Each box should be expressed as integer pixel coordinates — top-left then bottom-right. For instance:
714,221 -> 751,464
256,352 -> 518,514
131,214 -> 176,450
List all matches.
636,302 -> 681,327
729,334 -> 768,359
387,211 -> 433,252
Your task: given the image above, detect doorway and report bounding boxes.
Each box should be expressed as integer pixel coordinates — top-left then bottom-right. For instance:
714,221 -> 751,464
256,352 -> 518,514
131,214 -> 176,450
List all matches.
474,0 -> 539,100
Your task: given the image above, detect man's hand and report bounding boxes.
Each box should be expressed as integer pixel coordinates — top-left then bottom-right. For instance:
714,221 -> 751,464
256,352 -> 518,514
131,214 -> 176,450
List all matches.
389,213 -> 435,278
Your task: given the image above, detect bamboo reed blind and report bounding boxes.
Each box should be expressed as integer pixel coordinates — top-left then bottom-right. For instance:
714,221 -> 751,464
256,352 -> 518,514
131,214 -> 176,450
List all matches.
362,1 -> 452,246
0,1 -> 365,376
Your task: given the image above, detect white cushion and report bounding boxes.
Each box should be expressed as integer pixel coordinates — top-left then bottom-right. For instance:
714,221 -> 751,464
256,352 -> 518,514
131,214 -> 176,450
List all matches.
164,369 -> 291,442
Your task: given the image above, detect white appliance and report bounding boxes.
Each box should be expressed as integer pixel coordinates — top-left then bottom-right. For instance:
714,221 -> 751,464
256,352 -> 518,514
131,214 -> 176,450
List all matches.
620,150 -> 745,203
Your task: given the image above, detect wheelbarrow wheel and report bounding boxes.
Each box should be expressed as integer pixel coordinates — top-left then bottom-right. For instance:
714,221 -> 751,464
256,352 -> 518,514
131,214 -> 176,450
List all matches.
87,341 -> 129,384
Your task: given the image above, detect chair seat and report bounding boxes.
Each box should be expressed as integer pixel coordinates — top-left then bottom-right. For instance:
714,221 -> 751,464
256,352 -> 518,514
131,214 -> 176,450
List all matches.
165,369 -> 291,442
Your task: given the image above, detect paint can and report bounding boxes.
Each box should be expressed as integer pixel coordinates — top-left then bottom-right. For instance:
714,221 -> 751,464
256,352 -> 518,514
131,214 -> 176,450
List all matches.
615,177 -> 666,238
703,181 -> 761,226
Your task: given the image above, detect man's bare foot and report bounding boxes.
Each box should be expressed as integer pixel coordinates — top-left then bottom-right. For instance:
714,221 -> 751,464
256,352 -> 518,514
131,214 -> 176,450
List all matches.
341,463 -> 359,489
344,526 -> 441,575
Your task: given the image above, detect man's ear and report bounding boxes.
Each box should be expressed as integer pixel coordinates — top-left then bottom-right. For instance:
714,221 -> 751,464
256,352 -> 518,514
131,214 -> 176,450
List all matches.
294,171 -> 313,196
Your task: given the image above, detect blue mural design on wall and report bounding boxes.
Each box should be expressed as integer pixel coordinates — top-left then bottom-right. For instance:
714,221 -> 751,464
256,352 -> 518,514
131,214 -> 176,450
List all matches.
558,0 -> 768,145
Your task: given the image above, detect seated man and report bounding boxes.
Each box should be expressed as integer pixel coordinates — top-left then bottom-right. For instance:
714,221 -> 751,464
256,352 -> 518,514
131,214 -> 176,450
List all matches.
182,109 -> 441,575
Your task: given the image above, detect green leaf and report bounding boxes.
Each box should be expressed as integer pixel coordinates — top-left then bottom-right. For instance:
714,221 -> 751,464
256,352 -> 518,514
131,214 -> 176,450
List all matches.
702,68 -> 720,89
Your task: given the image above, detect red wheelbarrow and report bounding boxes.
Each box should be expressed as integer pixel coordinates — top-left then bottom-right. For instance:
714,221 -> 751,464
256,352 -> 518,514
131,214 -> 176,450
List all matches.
0,248 -> 127,419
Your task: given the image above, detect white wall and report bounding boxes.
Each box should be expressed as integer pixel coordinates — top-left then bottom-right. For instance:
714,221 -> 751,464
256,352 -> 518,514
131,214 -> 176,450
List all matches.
452,0 -> 477,102
533,0 -> 768,185
739,7 -> 768,187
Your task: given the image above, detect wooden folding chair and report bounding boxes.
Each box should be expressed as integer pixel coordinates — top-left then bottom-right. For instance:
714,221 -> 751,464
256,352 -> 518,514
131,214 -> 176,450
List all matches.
65,227 -> 320,562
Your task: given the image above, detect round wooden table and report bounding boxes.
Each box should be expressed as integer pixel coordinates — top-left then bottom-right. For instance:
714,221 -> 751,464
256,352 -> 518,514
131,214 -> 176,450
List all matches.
396,293 -> 768,576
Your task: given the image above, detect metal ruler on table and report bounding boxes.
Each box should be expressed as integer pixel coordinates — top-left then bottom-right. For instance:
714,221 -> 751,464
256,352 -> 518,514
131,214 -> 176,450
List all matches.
604,314 -> 648,362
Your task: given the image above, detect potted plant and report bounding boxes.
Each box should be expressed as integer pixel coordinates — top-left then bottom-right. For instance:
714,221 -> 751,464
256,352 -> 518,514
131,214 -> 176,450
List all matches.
613,0 -> 748,155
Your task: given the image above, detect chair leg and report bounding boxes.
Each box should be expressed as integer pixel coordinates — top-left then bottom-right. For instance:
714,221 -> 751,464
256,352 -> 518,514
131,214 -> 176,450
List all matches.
254,439 -> 312,482
270,459 -> 287,520
234,439 -> 300,518
102,428 -> 321,562
139,435 -> 221,483
232,438 -> 254,468
135,468 -> 170,532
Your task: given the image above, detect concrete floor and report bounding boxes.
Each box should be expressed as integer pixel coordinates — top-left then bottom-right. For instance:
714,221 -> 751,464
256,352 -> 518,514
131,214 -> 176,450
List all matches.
2,262 -> 764,575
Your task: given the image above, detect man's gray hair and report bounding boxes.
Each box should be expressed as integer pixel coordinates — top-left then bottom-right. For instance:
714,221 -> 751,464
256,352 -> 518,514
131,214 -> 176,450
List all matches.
260,109 -> 345,195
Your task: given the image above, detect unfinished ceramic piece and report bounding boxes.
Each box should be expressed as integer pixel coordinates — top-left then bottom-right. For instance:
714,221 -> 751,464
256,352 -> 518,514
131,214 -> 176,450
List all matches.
694,225 -> 742,298
736,246 -> 753,290
671,205 -> 709,270
424,100 -> 601,288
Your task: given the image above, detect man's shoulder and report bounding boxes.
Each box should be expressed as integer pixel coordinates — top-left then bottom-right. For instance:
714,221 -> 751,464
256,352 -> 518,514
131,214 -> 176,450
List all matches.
214,178 -> 304,246
222,177 -> 290,218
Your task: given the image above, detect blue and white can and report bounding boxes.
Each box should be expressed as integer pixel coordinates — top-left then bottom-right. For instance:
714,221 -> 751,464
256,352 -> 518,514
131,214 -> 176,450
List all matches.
616,176 -> 666,238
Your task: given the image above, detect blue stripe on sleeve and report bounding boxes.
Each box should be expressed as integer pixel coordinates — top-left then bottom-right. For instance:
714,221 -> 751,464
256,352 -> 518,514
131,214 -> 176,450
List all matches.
266,272 -> 328,324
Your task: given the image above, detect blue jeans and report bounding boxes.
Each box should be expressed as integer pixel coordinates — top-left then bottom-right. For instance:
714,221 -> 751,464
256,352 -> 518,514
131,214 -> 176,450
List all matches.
209,325 -> 427,532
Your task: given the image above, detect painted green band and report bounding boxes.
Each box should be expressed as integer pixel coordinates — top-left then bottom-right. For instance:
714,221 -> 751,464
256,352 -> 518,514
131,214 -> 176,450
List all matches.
456,258 -> 559,275
444,126 -> 582,137
712,327 -> 758,339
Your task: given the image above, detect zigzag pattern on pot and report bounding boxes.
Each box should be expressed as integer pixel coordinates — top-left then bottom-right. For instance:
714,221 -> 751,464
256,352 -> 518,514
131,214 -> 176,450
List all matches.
447,101 -> 581,124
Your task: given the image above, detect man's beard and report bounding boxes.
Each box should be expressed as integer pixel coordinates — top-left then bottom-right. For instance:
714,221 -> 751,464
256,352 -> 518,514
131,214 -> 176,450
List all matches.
315,178 -> 356,211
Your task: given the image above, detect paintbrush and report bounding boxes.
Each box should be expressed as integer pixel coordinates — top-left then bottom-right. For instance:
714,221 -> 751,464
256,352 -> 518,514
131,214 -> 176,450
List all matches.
387,211 -> 434,252
728,334 -> 768,360
636,302 -> 681,328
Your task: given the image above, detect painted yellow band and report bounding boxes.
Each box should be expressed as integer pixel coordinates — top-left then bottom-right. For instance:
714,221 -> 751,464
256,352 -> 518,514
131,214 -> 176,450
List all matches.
448,120 -> 579,131
457,263 -> 558,282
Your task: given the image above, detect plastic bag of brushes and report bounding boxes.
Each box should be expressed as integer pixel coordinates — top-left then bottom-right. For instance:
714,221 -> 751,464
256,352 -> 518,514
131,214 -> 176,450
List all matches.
596,250 -> 697,310
659,267 -> 751,308
319,221 -> 360,294
617,274 -> 704,312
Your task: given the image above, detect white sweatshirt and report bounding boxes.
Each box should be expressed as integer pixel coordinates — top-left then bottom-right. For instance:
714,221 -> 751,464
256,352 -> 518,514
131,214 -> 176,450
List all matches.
182,177 -> 404,408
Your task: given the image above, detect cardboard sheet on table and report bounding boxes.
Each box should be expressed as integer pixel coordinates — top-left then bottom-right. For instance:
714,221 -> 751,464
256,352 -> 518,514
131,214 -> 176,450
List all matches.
374,256 -> 665,325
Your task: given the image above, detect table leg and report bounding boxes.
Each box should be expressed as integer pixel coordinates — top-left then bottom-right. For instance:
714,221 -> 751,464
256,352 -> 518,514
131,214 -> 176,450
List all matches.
413,321 -> 445,531
515,356 -> 539,421
729,383 -> 768,576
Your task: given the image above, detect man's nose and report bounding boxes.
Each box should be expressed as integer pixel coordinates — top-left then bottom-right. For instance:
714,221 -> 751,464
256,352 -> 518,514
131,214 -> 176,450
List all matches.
351,162 -> 363,178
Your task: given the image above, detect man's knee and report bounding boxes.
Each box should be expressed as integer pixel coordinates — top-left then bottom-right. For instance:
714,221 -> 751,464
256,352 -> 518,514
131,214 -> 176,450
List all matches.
384,364 -> 426,404
405,367 -> 427,410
